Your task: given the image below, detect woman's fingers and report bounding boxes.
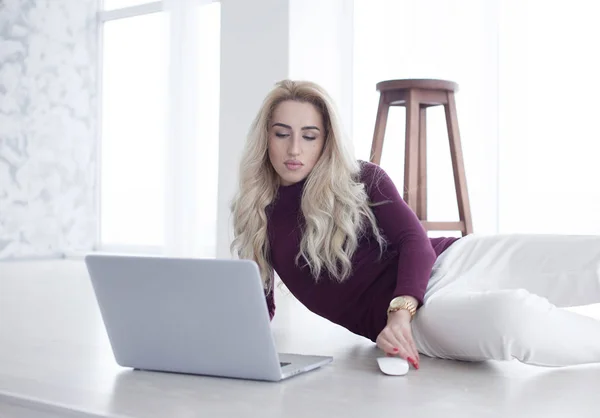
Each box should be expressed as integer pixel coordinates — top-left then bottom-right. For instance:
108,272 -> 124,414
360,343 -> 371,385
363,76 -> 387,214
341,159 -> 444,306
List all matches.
389,326 -> 419,369
379,328 -> 411,359
376,325 -> 420,369
404,330 -> 420,364
377,334 -> 402,355
396,327 -> 419,367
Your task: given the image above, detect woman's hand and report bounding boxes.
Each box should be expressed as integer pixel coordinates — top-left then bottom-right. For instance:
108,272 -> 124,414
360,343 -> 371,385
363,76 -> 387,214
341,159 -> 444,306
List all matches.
376,308 -> 420,369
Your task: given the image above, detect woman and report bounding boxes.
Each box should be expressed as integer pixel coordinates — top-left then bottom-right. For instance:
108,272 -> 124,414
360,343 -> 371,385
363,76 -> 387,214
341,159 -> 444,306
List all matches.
231,80 -> 600,370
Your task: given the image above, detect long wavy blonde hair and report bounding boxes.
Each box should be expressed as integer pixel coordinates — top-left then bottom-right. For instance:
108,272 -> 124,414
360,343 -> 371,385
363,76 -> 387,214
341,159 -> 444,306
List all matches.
230,80 -> 386,292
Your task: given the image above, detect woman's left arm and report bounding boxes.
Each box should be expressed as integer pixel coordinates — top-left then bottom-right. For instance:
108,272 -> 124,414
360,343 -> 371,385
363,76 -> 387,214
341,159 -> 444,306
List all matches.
363,163 -> 437,307
362,163 -> 436,368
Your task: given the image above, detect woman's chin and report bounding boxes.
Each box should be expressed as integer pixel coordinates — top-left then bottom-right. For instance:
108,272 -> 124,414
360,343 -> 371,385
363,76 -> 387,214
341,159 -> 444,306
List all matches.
279,172 -> 307,186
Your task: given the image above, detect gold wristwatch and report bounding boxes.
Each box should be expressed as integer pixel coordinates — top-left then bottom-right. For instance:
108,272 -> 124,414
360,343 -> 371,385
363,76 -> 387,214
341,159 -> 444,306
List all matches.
387,296 -> 417,319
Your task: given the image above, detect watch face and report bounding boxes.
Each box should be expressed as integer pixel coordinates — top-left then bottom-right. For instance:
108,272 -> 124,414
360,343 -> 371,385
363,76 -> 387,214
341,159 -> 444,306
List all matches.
389,297 -> 416,316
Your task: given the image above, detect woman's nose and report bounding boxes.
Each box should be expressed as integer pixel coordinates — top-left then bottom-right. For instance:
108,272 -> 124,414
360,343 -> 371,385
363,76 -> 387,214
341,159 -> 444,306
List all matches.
288,136 -> 301,156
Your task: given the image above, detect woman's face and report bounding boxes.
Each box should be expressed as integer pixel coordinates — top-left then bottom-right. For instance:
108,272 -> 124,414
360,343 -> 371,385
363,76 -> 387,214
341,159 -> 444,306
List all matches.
267,100 -> 326,186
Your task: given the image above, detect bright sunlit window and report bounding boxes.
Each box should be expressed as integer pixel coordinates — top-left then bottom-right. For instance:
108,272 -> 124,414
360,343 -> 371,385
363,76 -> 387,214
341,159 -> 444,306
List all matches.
99,0 -> 220,252
497,0 -> 600,234
353,0 -> 499,236
100,11 -> 168,247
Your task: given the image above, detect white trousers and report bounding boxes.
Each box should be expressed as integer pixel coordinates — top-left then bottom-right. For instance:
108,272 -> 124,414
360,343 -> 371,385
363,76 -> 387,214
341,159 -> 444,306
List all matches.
412,233 -> 600,367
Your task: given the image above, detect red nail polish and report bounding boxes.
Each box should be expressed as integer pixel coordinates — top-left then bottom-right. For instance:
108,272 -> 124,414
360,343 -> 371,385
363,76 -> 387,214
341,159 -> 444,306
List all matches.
393,348 -> 399,352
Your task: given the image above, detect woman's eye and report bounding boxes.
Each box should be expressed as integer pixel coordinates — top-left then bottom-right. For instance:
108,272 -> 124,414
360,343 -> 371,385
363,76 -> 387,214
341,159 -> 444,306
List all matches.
303,136 -> 316,141
275,133 -> 289,138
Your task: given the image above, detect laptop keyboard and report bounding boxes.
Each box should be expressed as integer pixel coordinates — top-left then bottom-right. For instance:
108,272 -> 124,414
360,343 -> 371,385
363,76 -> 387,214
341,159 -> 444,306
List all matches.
280,362 -> 291,367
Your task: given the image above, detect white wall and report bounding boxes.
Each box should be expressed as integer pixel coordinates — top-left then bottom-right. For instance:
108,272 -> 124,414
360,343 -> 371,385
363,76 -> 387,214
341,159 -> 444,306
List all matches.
216,0 -> 290,258
0,0 -> 99,259
498,0 -> 600,235
288,0 -> 354,135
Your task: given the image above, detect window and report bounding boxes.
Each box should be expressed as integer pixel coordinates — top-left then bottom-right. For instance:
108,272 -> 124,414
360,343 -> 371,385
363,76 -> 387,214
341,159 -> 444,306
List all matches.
497,0 -> 600,234
100,11 -> 168,247
98,0 -> 220,255
103,0 -> 157,10
354,0 -> 600,236
353,0 -> 499,236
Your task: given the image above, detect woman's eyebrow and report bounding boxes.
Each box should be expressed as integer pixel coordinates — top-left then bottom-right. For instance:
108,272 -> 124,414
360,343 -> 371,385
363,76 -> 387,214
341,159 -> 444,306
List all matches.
272,123 -> 291,129
271,123 -> 320,131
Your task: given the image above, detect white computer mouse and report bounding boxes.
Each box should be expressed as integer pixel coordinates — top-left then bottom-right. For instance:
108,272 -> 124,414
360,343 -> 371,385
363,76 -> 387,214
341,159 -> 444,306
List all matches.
377,356 -> 410,376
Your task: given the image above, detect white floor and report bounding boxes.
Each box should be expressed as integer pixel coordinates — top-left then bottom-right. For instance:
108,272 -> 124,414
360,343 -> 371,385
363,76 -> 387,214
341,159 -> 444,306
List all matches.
1,259 -> 599,418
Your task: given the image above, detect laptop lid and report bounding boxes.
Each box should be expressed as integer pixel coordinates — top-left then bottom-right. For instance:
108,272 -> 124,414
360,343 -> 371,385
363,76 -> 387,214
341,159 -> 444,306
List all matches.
85,254 -> 283,381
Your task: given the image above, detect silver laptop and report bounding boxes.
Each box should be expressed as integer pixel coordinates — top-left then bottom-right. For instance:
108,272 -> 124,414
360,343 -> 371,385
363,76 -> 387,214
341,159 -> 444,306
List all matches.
84,254 -> 332,382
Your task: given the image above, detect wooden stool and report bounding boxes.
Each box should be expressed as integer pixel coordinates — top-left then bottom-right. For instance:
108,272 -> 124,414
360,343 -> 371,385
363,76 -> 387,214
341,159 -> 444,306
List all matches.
369,79 -> 473,236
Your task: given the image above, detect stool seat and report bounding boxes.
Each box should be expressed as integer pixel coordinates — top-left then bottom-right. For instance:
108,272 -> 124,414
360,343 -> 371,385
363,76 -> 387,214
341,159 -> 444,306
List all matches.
376,79 -> 458,93
369,78 -> 473,236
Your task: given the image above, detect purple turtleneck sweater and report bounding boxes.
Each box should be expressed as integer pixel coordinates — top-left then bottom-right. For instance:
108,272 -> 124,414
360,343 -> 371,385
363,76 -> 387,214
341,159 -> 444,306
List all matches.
265,161 -> 460,342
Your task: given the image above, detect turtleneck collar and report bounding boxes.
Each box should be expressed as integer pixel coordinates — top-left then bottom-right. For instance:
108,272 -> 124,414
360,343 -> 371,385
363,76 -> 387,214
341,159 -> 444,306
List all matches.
271,177 -> 307,212
277,176 -> 308,194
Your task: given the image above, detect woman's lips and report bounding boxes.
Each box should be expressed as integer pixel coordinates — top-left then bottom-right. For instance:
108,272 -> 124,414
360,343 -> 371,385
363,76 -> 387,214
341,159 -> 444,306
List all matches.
284,161 -> 303,170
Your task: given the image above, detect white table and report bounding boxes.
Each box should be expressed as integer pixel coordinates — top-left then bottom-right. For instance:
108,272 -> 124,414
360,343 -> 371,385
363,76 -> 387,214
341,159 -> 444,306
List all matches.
1,260 -> 599,418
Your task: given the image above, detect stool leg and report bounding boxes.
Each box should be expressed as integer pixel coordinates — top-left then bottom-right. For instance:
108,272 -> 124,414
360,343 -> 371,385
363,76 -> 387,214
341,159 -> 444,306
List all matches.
444,92 -> 473,235
404,90 -> 420,213
370,93 -> 390,165
417,106 -> 427,221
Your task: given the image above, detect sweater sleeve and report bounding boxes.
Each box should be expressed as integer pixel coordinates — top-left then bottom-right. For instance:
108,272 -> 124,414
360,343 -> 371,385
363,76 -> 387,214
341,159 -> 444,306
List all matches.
361,162 -> 437,306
